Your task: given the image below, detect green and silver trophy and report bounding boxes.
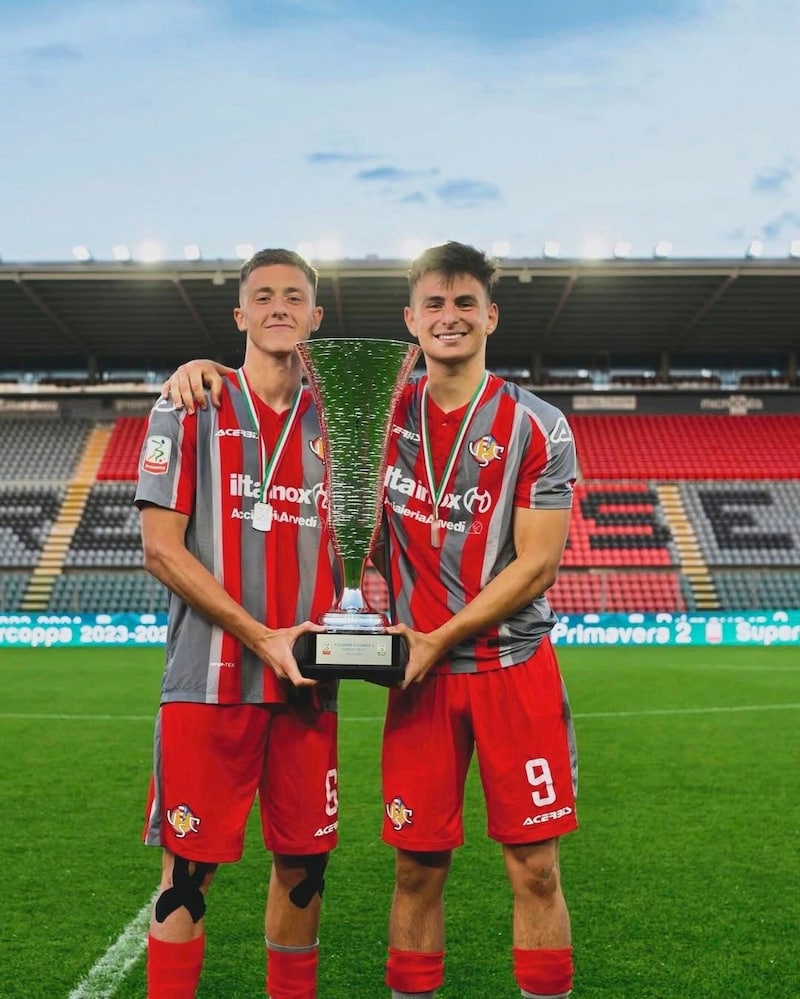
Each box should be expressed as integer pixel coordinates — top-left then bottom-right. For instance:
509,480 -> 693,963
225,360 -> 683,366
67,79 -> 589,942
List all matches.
293,338 -> 420,682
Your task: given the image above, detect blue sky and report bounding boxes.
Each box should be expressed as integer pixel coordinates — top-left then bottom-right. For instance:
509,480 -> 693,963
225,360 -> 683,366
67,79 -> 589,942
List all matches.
2,0 -> 798,262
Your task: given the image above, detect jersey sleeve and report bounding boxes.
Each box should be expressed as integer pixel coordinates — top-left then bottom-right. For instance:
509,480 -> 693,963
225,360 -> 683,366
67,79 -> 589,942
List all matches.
514,408 -> 576,511
134,400 -> 197,515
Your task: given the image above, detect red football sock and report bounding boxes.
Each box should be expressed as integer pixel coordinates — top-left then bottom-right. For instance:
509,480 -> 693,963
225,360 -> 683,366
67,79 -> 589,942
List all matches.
385,947 -> 445,993
266,944 -> 319,999
513,946 -> 573,997
146,934 -> 205,999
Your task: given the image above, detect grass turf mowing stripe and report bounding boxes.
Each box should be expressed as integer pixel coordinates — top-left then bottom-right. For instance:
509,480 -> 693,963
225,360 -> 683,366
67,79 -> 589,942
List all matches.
67,892 -> 157,999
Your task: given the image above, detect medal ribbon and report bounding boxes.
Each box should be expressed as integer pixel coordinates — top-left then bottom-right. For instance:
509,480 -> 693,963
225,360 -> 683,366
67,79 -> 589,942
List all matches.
420,371 -> 489,545
236,368 -> 303,504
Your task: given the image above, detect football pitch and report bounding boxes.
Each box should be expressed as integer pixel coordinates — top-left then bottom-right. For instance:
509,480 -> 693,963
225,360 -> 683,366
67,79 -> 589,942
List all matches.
2,645 -> 798,999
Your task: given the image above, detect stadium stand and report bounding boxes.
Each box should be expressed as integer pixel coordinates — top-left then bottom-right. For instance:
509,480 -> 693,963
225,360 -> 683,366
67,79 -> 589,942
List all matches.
1,249 -> 799,619
0,485 -> 64,566
679,481 -> 800,566
97,417 -> 147,480
0,418 -> 92,481
65,482 -> 143,567
48,570 -> 167,613
547,571 -> 691,614
570,414 -> 800,480
0,572 -> 30,611
562,484 -> 677,567
2,407 -> 799,615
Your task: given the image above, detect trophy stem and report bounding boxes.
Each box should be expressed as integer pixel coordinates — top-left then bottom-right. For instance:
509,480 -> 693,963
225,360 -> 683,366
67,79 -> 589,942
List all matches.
341,555 -> 364,594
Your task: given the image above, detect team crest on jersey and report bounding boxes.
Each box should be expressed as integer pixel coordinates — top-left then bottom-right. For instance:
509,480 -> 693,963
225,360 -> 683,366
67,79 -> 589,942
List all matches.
309,436 -> 325,461
166,802 -> 201,838
468,434 -> 504,467
142,436 -> 172,474
385,796 -> 414,830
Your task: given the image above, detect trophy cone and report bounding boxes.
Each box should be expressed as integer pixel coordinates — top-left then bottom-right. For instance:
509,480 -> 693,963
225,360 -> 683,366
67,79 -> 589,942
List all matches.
293,338 -> 419,681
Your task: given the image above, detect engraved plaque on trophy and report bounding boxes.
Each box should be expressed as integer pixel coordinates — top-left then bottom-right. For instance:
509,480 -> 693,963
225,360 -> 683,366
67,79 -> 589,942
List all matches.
293,338 -> 419,682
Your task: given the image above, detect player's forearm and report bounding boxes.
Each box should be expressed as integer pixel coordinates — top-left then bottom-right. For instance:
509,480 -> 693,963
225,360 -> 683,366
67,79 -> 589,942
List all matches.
143,541 -> 269,653
429,555 -> 559,656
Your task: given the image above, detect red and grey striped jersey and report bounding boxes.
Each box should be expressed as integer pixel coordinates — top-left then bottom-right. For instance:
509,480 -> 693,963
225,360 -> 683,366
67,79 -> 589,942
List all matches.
134,374 -> 336,704
383,374 -> 575,674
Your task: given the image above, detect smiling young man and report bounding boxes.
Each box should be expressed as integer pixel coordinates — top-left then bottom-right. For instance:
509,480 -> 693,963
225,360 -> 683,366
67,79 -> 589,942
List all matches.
379,241 -> 579,999
135,248 -> 339,999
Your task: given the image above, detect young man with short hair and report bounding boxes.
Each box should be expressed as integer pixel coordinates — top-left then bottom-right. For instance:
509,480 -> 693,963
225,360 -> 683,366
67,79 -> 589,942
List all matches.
380,242 -> 578,999
136,249 -> 338,999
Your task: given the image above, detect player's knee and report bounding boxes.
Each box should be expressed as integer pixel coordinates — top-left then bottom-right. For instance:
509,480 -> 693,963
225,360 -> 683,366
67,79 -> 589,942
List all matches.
509,846 -> 562,903
277,852 -> 329,909
154,854 -> 217,924
394,849 -> 451,896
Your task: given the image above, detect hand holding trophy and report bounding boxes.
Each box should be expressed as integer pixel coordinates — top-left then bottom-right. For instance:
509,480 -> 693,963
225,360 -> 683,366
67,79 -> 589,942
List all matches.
293,338 -> 420,682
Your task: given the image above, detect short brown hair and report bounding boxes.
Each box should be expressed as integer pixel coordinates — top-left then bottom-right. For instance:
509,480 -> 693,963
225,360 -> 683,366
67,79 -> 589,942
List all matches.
408,241 -> 498,299
240,248 -> 319,298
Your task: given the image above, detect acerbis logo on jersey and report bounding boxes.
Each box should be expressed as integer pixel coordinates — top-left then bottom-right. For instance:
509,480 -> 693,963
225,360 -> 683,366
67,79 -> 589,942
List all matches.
385,796 -> 414,830
166,802 -> 201,838
391,424 -> 421,443
384,465 -> 492,515
142,436 -> 172,474
215,427 -> 258,439
314,821 -> 338,837
522,806 -> 573,827
468,434 -> 504,466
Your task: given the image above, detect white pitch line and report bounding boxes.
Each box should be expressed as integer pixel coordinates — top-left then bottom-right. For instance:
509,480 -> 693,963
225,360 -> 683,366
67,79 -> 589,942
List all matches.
0,712 -> 152,722
67,892 -> 156,999
573,702 -> 800,719
3,704 -> 799,726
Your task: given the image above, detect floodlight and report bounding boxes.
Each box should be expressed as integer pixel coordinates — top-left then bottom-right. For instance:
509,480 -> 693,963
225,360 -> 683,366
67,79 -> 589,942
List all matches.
580,235 -> 609,259
72,245 -> 92,262
400,238 -> 427,260
653,241 -> 672,259
235,243 -> 254,260
491,241 -> 510,258
613,241 -> 632,259
316,238 -> 342,261
184,243 -> 202,261
746,240 -> 764,258
137,240 -> 163,263
296,242 -> 316,261
542,241 -> 560,259
112,244 -> 131,262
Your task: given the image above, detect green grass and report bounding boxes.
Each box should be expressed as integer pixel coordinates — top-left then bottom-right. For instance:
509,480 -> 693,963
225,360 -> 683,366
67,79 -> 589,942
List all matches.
2,646 -> 798,998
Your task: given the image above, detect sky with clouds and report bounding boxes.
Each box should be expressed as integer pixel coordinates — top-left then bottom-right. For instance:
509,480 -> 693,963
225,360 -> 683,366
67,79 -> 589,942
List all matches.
2,0 -> 799,262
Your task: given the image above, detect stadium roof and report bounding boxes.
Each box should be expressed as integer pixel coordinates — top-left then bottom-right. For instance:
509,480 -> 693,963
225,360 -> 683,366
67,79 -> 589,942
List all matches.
1,256 -> 799,377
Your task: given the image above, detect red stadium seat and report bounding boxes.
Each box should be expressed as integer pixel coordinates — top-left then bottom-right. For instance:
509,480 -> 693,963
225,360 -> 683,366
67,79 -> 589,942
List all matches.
97,417 -> 148,480
570,414 -> 800,480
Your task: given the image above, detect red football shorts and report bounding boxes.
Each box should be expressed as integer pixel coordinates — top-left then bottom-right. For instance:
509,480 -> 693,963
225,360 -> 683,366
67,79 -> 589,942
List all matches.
144,702 -> 338,862
381,637 -> 578,850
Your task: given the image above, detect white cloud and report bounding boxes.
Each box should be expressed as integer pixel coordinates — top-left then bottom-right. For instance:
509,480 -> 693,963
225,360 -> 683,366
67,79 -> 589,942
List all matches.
1,0 -> 798,260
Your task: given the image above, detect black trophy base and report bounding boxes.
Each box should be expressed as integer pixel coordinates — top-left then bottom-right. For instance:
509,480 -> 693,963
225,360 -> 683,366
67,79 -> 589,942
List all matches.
294,630 -> 408,683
